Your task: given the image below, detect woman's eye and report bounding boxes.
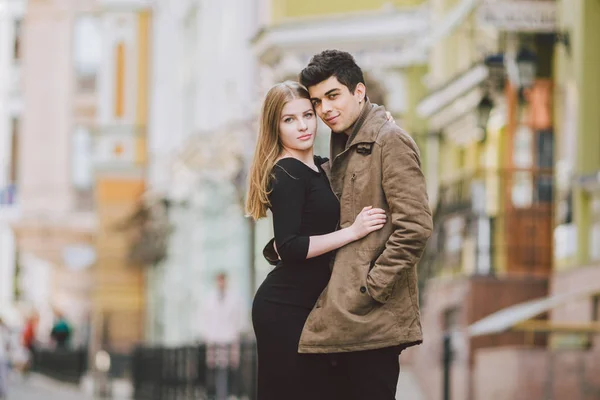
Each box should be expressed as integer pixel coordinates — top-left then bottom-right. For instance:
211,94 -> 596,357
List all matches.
305,113 -> 314,119
284,118 -> 293,123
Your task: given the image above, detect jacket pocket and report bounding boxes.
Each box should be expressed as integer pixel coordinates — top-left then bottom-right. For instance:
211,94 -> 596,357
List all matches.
347,261 -> 376,316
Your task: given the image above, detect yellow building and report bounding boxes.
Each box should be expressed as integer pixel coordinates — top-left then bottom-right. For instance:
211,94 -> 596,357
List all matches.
549,0 -> 600,344
413,1 -> 558,399
90,5 -> 152,357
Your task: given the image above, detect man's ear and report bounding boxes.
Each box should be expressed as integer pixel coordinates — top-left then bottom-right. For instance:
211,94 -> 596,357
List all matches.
355,82 -> 366,103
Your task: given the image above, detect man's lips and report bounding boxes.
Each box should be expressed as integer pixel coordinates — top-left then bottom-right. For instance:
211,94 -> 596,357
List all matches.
325,115 -> 339,123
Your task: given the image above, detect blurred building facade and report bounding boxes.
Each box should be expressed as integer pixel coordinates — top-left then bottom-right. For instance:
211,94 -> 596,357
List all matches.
143,0 -> 259,345
12,0 -> 97,342
412,1 -> 600,399
89,0 -> 152,357
0,0 -> 24,324
550,0 -> 600,354
7,0 -> 152,358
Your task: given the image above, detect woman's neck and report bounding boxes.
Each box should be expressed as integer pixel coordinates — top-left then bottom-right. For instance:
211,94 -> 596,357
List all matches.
279,148 -> 316,169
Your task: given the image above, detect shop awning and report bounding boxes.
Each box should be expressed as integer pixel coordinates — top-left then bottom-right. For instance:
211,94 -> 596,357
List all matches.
468,285 -> 600,337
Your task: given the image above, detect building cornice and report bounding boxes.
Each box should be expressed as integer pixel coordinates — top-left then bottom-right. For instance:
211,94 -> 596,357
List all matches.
253,8 -> 430,70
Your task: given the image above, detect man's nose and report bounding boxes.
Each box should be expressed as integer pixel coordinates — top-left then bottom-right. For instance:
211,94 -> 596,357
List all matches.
322,99 -> 333,113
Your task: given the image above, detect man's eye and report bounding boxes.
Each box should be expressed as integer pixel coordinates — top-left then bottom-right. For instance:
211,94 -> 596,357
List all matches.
328,94 -> 337,99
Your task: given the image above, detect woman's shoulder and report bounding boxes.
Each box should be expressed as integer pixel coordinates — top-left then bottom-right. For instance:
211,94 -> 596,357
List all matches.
314,155 -> 329,166
271,158 -> 306,185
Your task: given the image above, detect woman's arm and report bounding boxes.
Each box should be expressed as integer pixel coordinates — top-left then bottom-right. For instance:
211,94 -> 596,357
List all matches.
269,164 -> 385,262
305,206 -> 385,258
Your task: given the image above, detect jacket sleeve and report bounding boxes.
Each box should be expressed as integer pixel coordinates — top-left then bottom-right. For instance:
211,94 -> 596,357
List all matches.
366,131 -> 433,303
268,165 -> 310,262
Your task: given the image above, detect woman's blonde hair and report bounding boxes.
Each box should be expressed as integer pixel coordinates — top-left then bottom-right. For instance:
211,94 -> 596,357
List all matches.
246,81 -> 311,220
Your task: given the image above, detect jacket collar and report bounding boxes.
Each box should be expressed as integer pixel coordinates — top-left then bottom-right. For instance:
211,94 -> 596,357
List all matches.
329,99 -> 388,161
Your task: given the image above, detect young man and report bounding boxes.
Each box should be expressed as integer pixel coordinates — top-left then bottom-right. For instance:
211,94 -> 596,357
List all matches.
265,50 -> 432,399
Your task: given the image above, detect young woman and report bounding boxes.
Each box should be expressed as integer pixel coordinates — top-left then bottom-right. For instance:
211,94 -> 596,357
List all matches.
246,81 -> 386,400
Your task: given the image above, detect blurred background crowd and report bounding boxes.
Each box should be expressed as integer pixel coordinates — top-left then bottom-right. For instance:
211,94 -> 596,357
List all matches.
0,0 -> 599,399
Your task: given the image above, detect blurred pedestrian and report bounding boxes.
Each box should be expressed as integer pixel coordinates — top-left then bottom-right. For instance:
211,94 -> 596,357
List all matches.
50,311 -> 72,350
21,311 -> 38,373
246,81 -> 388,400
197,272 -> 246,400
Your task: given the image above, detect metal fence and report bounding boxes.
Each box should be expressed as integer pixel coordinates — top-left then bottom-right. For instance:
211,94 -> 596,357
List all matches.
32,347 -> 88,384
132,340 -> 257,400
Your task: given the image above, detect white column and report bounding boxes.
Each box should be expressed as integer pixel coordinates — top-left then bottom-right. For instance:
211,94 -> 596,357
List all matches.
0,226 -> 16,312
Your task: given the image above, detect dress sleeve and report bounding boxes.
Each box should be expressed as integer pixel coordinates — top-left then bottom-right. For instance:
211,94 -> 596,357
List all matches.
268,164 -> 310,262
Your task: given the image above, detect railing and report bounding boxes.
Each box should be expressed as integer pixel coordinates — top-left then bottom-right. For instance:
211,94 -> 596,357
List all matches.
132,340 -> 257,400
32,348 -> 88,384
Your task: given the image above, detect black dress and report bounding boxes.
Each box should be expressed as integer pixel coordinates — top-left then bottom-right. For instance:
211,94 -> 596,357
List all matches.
252,156 -> 340,400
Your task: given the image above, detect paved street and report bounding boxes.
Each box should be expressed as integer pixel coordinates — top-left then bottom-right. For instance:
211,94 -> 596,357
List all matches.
396,368 -> 424,400
4,370 -> 422,400
6,374 -> 92,400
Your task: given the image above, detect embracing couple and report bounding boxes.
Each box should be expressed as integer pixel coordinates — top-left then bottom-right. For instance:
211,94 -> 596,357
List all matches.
246,50 -> 433,400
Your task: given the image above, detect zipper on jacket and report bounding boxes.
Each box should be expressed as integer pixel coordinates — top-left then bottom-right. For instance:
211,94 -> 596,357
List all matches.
351,172 -> 357,215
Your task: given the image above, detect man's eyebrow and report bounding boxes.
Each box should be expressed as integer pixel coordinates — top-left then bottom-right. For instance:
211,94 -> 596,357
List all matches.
310,88 -> 340,102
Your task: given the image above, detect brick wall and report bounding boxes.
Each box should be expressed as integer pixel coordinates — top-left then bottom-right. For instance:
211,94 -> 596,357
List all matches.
413,276 -> 548,400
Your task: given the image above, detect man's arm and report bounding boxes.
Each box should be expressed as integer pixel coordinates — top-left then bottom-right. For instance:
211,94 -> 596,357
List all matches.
366,130 -> 433,304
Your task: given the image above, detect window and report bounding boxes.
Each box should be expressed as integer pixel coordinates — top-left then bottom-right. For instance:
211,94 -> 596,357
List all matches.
71,127 -> 94,210
9,118 -> 19,185
73,16 -> 102,92
591,295 -> 600,349
13,19 -> 21,62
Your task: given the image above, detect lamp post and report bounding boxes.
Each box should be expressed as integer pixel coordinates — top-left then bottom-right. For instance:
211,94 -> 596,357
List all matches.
476,95 -> 494,141
515,48 -> 537,89
442,332 -> 453,400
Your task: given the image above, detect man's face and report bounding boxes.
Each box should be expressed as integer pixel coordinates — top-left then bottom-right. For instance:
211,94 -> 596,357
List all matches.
308,76 -> 366,134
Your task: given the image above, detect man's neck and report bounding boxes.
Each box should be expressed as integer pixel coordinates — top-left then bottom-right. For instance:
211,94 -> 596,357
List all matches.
343,101 -> 367,136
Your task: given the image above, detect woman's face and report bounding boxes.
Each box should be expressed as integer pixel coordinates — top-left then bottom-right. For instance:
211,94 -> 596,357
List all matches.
278,98 -> 317,155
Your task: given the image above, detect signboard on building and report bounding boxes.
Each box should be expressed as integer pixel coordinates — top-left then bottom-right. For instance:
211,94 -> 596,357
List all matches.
478,1 -> 557,33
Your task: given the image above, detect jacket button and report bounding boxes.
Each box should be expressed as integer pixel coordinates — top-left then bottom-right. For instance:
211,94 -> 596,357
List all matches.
360,286 -> 367,294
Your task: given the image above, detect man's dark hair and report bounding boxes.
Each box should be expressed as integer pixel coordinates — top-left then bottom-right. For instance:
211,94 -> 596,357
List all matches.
299,50 -> 365,94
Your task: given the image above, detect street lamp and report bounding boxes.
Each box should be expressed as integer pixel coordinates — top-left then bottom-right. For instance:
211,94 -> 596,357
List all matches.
477,95 -> 493,131
515,48 -> 537,89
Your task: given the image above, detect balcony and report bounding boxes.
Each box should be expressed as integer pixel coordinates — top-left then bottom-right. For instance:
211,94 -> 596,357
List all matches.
421,168 -> 554,288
